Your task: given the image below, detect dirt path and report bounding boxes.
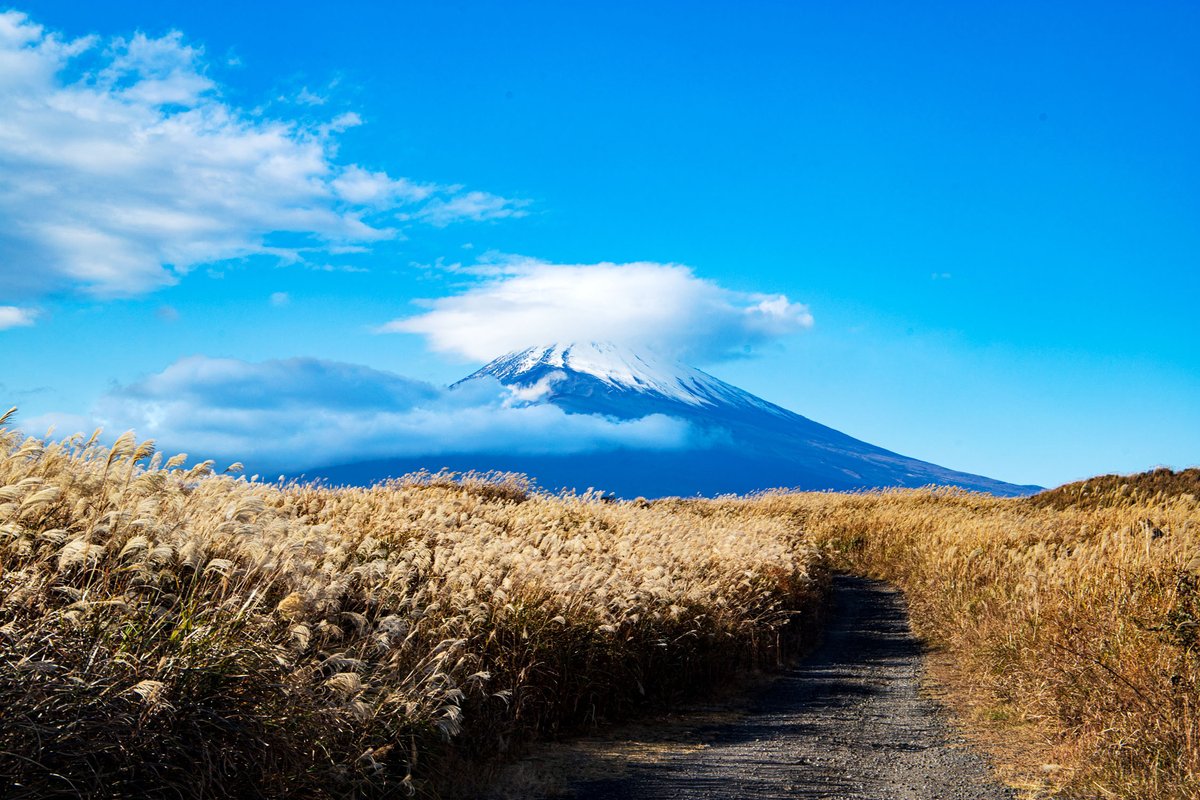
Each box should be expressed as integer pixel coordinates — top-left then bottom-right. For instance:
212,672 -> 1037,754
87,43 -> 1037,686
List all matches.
489,577 -> 1013,800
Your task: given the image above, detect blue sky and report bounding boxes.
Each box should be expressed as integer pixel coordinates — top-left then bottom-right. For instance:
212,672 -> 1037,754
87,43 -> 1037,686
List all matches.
2,1 -> 1197,487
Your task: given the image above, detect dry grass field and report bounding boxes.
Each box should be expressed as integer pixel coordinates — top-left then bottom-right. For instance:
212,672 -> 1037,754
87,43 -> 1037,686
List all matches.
716,479 -> 1200,798
2,409 -> 1197,798
0,412 -> 826,798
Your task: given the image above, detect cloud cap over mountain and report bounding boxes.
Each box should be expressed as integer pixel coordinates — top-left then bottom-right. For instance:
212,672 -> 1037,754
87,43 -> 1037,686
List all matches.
382,259 -> 814,364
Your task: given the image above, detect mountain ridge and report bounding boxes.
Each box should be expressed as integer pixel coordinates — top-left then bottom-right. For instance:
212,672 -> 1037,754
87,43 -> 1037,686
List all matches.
310,342 -> 1040,498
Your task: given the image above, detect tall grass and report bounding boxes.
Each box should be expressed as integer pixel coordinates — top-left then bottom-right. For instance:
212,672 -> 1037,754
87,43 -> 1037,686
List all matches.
4,405 -> 1195,798
717,484 -> 1200,798
0,416 -> 826,798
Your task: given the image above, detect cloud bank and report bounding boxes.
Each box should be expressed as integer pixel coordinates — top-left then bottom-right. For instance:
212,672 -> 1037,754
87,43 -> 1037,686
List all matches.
382,259 -> 813,364
30,356 -> 694,470
0,11 -> 526,301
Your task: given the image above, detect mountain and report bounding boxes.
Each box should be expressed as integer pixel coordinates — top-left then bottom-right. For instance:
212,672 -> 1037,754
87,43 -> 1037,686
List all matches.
310,342 -> 1040,498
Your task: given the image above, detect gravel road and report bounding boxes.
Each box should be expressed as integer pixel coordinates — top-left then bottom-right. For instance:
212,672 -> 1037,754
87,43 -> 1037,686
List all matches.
501,576 -> 1013,800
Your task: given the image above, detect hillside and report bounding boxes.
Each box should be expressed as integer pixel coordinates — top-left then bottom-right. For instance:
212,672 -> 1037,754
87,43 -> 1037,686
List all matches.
312,342 -> 1040,498
1027,466 -> 1200,510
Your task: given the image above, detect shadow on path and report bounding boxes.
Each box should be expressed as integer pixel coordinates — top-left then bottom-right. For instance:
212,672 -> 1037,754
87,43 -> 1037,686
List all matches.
525,577 -> 1013,800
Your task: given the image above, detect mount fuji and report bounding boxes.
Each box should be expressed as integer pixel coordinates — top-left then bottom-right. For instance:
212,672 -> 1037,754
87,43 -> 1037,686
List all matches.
310,342 -> 1039,497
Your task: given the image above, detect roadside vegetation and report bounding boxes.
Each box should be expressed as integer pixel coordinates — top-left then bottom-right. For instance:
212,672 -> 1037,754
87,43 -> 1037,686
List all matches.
0,411 -> 825,798
723,478 -> 1200,798
2,409 -> 1197,798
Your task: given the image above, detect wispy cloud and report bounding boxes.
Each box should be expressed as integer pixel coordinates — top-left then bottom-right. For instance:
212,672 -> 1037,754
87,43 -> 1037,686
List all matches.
27,356 -> 695,470
0,306 -> 37,330
0,11 -> 526,304
380,258 -> 813,364
409,191 -> 531,227
294,86 -> 328,106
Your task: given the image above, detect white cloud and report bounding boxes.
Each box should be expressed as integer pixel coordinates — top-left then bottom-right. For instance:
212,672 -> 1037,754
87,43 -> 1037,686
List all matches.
411,190 -> 531,227
0,306 -> 37,330
331,166 -> 434,206
294,86 -> 327,106
269,291 -> 290,307
381,259 -> 813,364
0,11 -> 526,301
28,356 -> 695,469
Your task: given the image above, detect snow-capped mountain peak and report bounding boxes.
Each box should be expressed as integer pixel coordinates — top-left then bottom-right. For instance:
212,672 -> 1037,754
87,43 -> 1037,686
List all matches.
461,342 -> 755,407
318,341 -> 1040,498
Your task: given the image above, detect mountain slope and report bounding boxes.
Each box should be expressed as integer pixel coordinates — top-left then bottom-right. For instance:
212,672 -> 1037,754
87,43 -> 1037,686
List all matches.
311,342 -> 1039,498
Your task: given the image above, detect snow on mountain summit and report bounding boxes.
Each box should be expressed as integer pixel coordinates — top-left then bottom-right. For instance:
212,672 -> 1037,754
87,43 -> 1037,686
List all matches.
461,342 -> 767,408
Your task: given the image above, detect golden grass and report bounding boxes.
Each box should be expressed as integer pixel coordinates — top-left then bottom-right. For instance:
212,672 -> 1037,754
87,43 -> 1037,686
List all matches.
710,485 -> 1200,798
0,417 -> 826,798
3,404 -> 1196,798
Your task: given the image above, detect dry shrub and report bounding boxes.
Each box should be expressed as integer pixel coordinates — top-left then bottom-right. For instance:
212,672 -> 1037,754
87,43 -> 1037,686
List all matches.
0,416 -> 826,798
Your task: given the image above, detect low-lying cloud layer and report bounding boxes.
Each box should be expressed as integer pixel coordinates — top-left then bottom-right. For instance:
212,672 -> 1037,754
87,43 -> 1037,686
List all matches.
383,258 -> 813,364
30,356 -> 694,470
0,11 -> 525,302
